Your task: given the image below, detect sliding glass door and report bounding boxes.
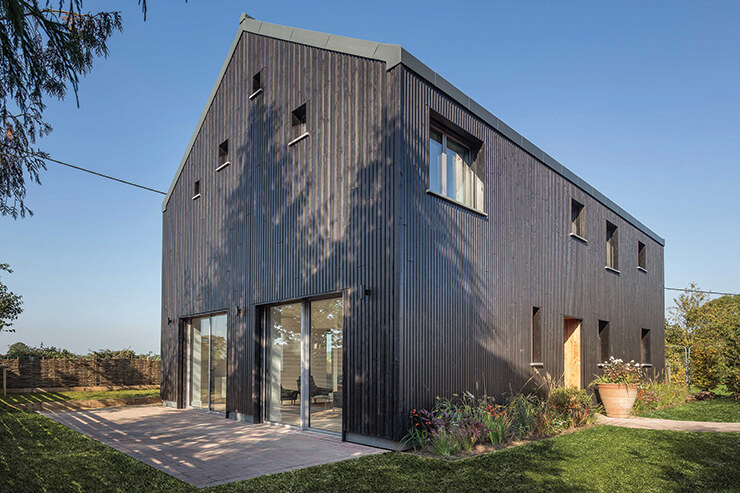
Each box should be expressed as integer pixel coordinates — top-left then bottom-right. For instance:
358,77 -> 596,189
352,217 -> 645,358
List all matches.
188,313 -> 227,412
309,299 -> 343,432
265,298 -> 343,433
265,303 -> 302,426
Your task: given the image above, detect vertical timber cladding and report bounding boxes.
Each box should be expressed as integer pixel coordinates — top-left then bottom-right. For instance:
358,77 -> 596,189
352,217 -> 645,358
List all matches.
396,65 -> 664,417
161,31 -> 399,440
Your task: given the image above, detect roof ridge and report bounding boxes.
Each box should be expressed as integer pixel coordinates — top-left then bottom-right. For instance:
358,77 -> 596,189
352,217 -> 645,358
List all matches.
161,15 -> 664,246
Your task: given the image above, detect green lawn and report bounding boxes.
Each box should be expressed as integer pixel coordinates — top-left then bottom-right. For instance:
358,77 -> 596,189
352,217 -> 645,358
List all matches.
640,396 -> 740,423
0,388 -> 160,406
1,407 -> 739,492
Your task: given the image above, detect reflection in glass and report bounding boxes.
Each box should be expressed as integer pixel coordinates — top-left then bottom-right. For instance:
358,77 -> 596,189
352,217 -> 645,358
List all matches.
309,298 -> 343,432
189,318 -> 207,408
429,129 -> 443,194
188,314 -> 227,412
210,314 -> 227,412
266,303 -> 302,426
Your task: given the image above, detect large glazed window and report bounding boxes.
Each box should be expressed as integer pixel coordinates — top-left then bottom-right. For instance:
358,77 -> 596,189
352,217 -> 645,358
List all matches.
265,298 -> 343,433
188,313 -> 227,412
429,124 -> 484,212
265,303 -> 302,426
309,298 -> 343,433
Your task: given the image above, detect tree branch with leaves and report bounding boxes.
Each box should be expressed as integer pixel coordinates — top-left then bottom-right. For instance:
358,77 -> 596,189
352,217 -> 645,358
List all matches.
0,0 -> 137,218
0,263 -> 23,331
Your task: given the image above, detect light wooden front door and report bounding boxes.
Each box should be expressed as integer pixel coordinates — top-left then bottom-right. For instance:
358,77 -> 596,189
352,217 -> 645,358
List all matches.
563,317 -> 582,388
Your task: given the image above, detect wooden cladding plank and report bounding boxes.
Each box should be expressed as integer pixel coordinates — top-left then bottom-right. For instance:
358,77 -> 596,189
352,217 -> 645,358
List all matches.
396,65 -> 664,425
162,32 -> 396,440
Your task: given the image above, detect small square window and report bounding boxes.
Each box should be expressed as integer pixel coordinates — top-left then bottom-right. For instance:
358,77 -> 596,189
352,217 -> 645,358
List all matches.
638,241 -> 646,271
598,320 -> 610,362
606,221 -> 618,270
291,103 -> 307,142
192,180 -> 201,200
216,140 -> 229,171
570,199 -> 585,238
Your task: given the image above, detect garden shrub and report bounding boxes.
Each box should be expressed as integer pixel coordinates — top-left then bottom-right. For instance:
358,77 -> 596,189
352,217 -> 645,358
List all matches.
403,385 -> 600,455
548,387 -> 595,429
633,380 -> 689,413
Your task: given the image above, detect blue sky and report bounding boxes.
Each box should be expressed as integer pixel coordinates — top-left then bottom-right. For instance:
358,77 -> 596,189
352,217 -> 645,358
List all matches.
2,1 -> 738,354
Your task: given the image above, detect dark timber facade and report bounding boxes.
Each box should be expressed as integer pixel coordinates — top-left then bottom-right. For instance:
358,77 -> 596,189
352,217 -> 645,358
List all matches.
161,14 -> 666,448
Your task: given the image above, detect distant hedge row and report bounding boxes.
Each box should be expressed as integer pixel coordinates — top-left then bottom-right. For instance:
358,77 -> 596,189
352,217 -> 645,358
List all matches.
1,342 -> 160,360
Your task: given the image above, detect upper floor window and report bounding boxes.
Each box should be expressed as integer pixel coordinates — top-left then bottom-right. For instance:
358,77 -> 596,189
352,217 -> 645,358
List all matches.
250,70 -> 263,99
606,221 -> 619,271
570,199 -> 585,239
216,140 -> 230,171
638,241 -> 647,271
192,180 -> 201,200
429,120 -> 483,212
289,103 -> 308,145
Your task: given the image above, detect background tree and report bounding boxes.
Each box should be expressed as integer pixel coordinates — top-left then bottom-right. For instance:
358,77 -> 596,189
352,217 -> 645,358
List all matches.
666,283 -> 740,392
664,282 -> 706,385
0,263 -> 23,332
693,294 -> 740,392
1,0 -> 150,218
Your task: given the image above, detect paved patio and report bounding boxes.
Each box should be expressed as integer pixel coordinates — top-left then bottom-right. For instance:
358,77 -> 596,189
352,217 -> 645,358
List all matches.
42,405 -> 383,488
597,414 -> 740,432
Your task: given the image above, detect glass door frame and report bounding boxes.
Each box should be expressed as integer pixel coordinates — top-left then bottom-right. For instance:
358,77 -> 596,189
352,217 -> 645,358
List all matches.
183,310 -> 228,414
260,294 -> 344,434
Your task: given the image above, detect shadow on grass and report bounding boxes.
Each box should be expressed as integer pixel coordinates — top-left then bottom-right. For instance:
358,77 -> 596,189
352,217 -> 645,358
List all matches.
0,391 -> 69,406
3,407 -> 739,493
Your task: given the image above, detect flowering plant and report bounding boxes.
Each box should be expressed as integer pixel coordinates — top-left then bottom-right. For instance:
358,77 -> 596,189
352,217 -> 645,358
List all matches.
592,356 -> 643,386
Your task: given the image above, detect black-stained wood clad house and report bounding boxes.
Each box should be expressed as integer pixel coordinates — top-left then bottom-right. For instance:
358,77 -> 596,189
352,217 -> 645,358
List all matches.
161,14 -> 665,449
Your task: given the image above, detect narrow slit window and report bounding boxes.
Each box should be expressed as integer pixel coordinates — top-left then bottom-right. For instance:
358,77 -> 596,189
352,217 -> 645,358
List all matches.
217,140 -> 229,171
192,180 -> 201,200
570,199 -> 585,238
598,320 -> 610,362
606,221 -> 619,270
641,328 -> 651,364
638,241 -> 646,271
291,103 -> 307,141
531,307 -> 542,363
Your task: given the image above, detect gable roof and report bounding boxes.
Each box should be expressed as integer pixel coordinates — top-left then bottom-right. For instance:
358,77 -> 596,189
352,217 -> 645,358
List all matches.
162,14 -> 665,246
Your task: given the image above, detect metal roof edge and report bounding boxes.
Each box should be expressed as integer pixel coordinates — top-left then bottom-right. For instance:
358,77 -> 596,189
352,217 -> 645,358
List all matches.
161,21 -> 246,212
397,50 -> 665,246
161,15 -> 665,247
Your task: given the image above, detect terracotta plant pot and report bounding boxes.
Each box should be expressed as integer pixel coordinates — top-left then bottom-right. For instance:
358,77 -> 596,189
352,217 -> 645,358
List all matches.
597,383 -> 638,418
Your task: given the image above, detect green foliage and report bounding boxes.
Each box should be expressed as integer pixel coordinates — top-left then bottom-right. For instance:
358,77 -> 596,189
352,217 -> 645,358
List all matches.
5,341 -> 77,359
3,406 -> 740,492
403,385 -> 600,456
1,1 -> 125,217
548,387 -> 594,429
590,357 -> 643,386
632,380 -> 689,414
667,285 -> 740,392
2,341 -> 159,360
639,396 -> 740,423
0,388 -> 159,407
0,264 -> 23,332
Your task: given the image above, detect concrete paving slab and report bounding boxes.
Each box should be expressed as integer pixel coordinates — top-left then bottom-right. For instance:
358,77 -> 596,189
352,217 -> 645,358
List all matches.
597,414 -> 740,432
42,405 -> 383,488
